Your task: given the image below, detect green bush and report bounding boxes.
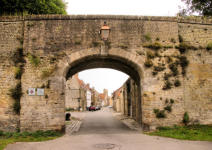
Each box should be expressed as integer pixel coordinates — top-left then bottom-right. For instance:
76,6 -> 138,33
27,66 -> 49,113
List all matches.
12,47 -> 24,65
144,59 -> 153,68
164,73 -> 172,80
166,57 -> 173,63
9,82 -> 22,114
156,110 -> 166,118
171,38 -> 176,43
174,80 -> 181,87
206,42 -> 212,51
146,51 -> 155,59
179,35 -> 183,43
154,66 -> 166,72
170,99 -> 174,104
175,43 -> 198,54
163,45 -> 173,49
152,71 -> 158,76
153,109 -> 159,114
179,56 -> 189,66
143,42 -> 162,50
154,109 -> 166,118
0,130 -> 3,136
46,80 -> 51,89
162,80 -> 172,90
164,105 -> 172,112
66,107 -> 75,111
0,130 -> 61,139
169,63 -> 178,76
156,126 -> 172,131
183,112 -> 190,125
14,66 -> 23,79
179,56 -> 189,75
28,54 -> 40,67
144,33 -> 152,41
0,0 -> 67,16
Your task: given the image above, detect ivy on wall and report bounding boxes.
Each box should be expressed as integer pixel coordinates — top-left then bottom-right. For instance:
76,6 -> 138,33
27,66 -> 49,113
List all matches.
142,34 -> 191,91
10,35 -> 25,114
153,98 -> 175,119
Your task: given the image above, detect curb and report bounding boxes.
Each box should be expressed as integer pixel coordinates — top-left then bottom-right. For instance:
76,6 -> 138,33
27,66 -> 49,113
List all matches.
65,119 -> 82,135
113,112 -> 143,132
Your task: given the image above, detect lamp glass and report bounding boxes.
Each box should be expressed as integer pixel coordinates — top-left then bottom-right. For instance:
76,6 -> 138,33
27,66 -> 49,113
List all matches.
101,29 -> 109,40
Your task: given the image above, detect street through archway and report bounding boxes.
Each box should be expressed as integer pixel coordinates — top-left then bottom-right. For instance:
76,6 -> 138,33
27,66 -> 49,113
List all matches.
6,107 -> 212,150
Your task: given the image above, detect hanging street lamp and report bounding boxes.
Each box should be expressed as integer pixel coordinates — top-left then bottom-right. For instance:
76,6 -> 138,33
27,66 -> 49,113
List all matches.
100,21 -> 110,41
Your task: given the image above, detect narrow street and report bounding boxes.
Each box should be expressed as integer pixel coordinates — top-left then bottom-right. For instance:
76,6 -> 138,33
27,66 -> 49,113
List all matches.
75,107 -> 135,135
5,108 -> 212,150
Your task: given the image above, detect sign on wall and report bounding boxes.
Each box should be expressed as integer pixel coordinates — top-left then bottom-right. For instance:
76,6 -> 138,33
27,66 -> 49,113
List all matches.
28,88 -> 36,96
37,88 -> 44,96
28,88 -> 45,96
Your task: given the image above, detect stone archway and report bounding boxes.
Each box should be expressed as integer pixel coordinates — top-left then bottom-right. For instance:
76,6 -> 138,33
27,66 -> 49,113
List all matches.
20,48 -> 145,131
1,15 -> 212,132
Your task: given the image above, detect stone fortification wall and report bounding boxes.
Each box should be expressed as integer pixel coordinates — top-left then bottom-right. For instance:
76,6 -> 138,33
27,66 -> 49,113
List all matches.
0,15 -> 211,131
0,20 -> 23,131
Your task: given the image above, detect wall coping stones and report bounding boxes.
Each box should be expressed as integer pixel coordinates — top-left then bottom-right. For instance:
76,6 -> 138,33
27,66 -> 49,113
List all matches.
0,15 -> 212,25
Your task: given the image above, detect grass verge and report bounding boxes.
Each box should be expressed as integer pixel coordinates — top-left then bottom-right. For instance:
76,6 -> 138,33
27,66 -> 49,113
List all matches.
0,130 -> 63,150
146,125 -> 212,141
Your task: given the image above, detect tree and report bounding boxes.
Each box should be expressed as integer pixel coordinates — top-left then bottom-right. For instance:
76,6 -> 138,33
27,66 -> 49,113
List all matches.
180,0 -> 212,16
0,0 -> 67,16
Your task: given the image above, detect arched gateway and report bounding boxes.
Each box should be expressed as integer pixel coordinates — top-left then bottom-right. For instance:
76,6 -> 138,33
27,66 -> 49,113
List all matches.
0,15 -> 212,132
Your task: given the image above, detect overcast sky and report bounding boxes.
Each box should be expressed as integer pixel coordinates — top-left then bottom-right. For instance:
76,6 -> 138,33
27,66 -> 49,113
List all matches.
64,0 -> 184,95
78,69 -> 129,95
64,0 -> 184,16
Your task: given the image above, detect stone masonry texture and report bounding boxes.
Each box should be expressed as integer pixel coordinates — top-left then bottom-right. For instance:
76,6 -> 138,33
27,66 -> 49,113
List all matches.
0,15 -> 212,131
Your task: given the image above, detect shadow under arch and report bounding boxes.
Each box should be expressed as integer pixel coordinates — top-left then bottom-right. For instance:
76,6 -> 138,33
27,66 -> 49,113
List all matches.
63,53 -> 143,124
66,55 -> 141,85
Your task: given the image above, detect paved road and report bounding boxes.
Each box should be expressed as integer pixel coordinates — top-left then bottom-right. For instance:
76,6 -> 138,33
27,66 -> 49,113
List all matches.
76,107 -> 135,135
5,108 -> 212,150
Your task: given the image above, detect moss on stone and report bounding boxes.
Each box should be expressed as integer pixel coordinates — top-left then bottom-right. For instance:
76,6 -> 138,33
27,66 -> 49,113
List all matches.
28,54 -> 40,67
206,42 -> 212,51
9,82 -> 22,114
144,59 -> 153,68
143,42 -> 162,50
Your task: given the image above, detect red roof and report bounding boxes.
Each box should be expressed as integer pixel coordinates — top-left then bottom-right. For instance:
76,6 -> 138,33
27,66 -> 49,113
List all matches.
99,93 -> 105,100
74,74 -> 85,88
112,87 -> 122,98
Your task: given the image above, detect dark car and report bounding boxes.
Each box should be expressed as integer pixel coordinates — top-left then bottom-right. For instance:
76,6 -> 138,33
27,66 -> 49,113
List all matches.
89,106 -> 96,111
95,106 -> 101,110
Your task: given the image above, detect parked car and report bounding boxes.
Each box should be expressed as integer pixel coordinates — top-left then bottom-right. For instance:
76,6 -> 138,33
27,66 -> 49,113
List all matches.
95,106 -> 101,110
89,106 -> 96,111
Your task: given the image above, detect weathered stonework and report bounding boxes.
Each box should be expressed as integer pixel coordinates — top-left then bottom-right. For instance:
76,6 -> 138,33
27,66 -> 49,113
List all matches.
0,15 -> 212,131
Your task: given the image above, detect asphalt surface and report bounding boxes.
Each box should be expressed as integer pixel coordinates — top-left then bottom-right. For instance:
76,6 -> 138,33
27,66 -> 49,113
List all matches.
75,108 -> 135,135
5,107 -> 212,150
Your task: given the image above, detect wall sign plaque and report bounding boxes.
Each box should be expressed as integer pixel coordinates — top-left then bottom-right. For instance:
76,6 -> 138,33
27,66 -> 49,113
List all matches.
37,88 -> 44,96
28,88 -> 36,96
